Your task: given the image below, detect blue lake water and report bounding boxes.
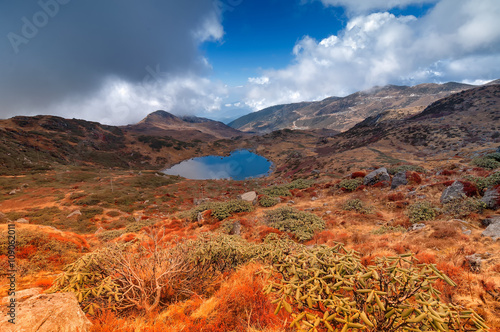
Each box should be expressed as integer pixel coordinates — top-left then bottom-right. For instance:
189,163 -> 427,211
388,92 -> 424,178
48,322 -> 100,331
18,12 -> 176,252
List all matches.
162,149 -> 272,180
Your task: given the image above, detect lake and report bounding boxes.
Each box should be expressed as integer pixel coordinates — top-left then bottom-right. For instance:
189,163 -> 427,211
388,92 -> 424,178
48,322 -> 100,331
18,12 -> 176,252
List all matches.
162,149 -> 272,180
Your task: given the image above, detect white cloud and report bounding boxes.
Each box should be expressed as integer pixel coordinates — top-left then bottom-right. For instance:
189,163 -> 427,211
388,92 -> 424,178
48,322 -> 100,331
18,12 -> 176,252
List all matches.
49,74 -> 229,126
244,0 -> 500,111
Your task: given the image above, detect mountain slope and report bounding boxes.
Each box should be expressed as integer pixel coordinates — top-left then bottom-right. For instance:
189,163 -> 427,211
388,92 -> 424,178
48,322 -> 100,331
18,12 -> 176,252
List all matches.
124,110 -> 244,141
230,82 -> 474,133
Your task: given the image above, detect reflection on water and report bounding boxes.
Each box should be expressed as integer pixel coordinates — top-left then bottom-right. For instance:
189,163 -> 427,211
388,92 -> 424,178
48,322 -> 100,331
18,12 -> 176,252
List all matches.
162,150 -> 272,180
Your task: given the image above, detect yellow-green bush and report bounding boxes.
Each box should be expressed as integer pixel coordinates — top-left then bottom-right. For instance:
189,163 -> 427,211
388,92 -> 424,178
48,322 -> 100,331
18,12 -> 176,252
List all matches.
264,206 -> 325,241
408,201 -> 436,223
266,247 -> 487,332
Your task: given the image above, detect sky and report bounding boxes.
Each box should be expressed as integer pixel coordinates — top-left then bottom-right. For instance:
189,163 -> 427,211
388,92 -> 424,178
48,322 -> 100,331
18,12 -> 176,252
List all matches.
0,0 -> 499,125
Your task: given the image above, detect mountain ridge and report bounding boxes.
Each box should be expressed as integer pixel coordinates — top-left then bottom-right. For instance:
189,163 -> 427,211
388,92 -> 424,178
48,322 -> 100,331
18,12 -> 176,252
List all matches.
229,82 -> 477,133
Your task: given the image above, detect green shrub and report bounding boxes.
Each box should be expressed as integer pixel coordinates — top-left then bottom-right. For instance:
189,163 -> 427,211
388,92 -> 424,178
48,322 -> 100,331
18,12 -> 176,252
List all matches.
371,225 -> 407,234
472,156 -> 500,170
80,207 -> 104,219
342,198 -> 373,214
259,195 -> 280,207
485,152 -> 500,162
97,229 -> 125,242
264,206 -> 325,241
388,165 -> 425,175
442,197 -> 486,218
465,171 -> 500,191
125,220 -> 156,233
182,200 -> 254,221
408,201 -> 436,223
266,249 -> 487,332
285,179 -> 314,190
338,178 -> 363,192
487,171 -> 500,188
262,185 -> 291,197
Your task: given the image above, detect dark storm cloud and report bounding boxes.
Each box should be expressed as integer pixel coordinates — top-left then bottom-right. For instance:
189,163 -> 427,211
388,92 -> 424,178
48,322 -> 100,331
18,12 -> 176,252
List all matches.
0,0 -> 221,118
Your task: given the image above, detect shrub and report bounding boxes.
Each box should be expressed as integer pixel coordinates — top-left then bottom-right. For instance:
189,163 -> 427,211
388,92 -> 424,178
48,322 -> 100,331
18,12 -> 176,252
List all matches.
388,165 -> 425,175
485,152 -> 500,162
258,195 -> 279,208
264,206 -> 325,241
182,200 -> 254,221
472,157 -> 500,170
96,229 -> 125,242
371,225 -> 407,234
285,178 -> 314,190
266,248 -> 487,332
387,192 -> 405,201
351,171 -> 366,179
442,197 -> 486,218
342,198 -> 373,214
262,185 -> 291,197
124,219 -> 156,233
338,178 -> 363,192
408,201 -> 436,223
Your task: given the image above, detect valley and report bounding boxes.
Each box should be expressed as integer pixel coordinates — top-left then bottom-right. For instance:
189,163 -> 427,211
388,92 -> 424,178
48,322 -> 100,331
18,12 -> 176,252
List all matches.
1,83 -> 500,332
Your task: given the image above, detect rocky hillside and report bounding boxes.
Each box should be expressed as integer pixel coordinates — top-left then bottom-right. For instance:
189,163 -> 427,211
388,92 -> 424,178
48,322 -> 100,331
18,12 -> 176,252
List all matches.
0,113 -> 243,174
230,82 -> 475,133
124,110 -> 244,141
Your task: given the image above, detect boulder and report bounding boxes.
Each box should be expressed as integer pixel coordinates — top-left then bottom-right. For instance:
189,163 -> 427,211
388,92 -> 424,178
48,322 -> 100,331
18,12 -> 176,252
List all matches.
391,171 -> 408,190
229,220 -> 241,235
482,222 -> 500,241
440,181 -> 465,204
408,223 -> 426,232
239,191 -> 257,204
465,254 -> 482,272
481,186 -> 500,210
15,218 -> 29,224
481,216 -> 500,227
1,288 -> 42,305
0,292 -> 92,332
363,167 -> 390,186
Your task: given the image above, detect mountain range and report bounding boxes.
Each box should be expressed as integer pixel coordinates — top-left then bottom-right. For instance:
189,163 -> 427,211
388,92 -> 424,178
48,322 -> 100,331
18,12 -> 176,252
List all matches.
229,82 -> 478,133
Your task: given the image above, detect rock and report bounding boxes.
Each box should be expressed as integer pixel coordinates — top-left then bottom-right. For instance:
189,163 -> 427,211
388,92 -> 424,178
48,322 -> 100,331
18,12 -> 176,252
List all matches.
325,211 -> 332,215
462,230 -> 472,235
288,200 -> 295,205
311,197 -> 318,201
363,167 -> 391,186
481,216 -> 500,227
440,181 -> 465,204
391,171 -> 408,190
464,254 -> 482,272
15,218 -> 29,224
0,292 -> 92,332
239,191 -> 257,204
1,288 -> 43,305
482,222 -> 500,241
481,186 -> 500,210
8,189 -> 19,195
67,210 -> 82,218
229,220 -> 241,235
193,198 -> 211,206
408,223 -> 426,231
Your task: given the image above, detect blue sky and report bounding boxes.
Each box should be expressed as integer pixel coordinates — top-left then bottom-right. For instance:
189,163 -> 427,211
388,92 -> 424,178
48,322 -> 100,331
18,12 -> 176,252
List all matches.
0,0 -> 499,125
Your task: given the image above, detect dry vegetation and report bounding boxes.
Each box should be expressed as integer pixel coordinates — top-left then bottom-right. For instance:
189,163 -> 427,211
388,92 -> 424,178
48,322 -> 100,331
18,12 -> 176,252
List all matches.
1,153 -> 499,332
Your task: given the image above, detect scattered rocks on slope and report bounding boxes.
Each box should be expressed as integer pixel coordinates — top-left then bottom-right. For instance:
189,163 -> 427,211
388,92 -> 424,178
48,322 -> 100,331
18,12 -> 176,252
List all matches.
481,186 -> 500,210
391,171 -> 408,190
440,181 -> 465,204
364,167 -> 390,186
239,191 -> 257,204
0,292 -> 92,332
